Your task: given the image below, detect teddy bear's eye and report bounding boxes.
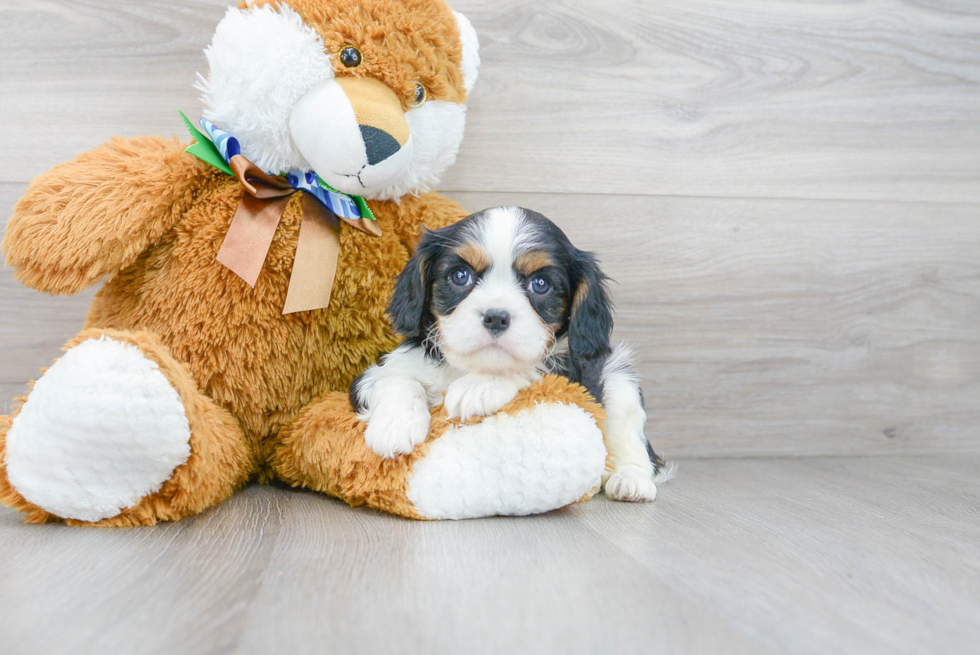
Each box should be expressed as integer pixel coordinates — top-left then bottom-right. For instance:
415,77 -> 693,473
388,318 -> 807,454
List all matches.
409,82 -> 427,107
340,45 -> 362,68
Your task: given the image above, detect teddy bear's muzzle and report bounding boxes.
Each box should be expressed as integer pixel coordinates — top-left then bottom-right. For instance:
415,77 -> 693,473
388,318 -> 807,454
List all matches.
289,75 -> 413,198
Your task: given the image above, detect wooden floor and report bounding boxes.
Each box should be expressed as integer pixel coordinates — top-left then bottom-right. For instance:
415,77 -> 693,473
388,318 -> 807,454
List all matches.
1,456 -> 977,655
1,1 -> 979,653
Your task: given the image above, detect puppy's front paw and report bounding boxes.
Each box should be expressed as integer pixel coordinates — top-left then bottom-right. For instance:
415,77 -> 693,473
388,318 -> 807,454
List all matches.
443,374 -> 521,422
363,383 -> 431,459
605,467 -> 657,502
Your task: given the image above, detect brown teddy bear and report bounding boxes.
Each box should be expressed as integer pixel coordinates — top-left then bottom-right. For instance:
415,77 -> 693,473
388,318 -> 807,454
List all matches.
0,0 -> 608,525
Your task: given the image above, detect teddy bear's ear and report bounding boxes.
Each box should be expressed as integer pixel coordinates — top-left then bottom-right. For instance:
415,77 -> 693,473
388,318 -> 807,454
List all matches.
454,11 -> 480,94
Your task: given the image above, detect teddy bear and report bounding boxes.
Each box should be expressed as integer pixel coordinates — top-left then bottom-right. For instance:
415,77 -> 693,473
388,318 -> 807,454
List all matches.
0,0 -> 609,525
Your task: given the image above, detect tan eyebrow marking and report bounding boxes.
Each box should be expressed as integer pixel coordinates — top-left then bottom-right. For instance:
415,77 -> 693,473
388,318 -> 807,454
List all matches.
455,242 -> 492,272
514,251 -> 555,277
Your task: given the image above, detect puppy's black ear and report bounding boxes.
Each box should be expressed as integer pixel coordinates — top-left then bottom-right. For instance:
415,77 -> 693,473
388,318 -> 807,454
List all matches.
566,249 -> 614,401
387,230 -> 440,338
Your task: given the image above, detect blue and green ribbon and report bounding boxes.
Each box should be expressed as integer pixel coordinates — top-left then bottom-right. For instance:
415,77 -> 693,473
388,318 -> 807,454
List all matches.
179,111 -> 375,222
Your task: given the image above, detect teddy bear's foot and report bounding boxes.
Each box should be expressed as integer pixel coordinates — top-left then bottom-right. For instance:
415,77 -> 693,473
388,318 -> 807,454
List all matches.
0,329 -> 251,526
275,375 -> 608,520
406,399 -> 608,519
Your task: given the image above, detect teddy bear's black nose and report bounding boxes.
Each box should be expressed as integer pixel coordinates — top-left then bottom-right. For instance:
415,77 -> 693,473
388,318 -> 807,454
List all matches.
360,125 -> 401,165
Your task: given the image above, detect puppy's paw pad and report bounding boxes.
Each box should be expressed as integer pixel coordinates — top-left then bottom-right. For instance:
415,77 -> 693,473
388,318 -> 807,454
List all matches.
363,399 -> 430,459
605,470 -> 657,502
444,375 -> 520,422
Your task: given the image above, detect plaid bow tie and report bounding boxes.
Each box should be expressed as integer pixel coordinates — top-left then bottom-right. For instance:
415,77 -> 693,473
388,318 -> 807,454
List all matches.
180,111 -> 381,314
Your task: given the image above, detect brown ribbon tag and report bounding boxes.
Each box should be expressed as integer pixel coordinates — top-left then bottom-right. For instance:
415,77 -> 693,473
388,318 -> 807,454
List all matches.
215,155 -> 381,314
217,193 -> 289,288
283,195 -> 341,314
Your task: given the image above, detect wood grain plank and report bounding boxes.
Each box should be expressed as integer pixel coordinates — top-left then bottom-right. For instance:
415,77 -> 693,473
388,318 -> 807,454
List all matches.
0,182 -> 95,414
447,0 -> 980,201
0,487 -> 287,655
0,489 -> 774,655
235,491 -> 770,655
0,456 -> 977,655
0,0 -> 227,183
1,1 -> 978,202
4,183 -> 978,457
448,191 -> 980,458
578,456 -> 980,655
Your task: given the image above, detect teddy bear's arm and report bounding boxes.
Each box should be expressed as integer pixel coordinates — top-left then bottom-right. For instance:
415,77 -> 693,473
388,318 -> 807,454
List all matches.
2,136 -> 210,295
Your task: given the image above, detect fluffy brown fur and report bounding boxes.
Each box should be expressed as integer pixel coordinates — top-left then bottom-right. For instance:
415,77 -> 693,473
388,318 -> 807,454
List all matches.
274,375 -> 607,518
3,137 -> 208,295
62,138 -> 466,476
1,136 -> 466,525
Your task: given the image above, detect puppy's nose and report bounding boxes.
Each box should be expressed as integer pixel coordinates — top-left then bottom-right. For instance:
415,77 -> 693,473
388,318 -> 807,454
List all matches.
359,125 -> 401,165
483,309 -> 511,335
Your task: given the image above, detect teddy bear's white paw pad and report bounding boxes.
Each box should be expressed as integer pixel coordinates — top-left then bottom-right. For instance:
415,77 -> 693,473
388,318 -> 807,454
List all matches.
605,468 -> 657,502
5,337 -> 191,522
443,374 -> 520,421
407,402 -> 606,519
363,388 -> 431,459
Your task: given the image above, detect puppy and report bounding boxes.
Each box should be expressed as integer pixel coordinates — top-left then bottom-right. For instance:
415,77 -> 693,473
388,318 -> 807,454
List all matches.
350,206 -> 671,502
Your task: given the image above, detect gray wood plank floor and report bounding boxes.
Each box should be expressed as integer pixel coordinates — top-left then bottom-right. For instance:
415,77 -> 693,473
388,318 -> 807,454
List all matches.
1,457 -> 977,655
1,3 -> 979,654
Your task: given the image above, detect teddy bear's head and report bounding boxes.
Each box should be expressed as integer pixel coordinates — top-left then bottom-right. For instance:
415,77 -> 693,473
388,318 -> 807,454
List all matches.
198,0 -> 479,201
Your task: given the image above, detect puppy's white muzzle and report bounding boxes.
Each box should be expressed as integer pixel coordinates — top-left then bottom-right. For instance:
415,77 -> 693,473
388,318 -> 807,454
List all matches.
440,301 -> 551,375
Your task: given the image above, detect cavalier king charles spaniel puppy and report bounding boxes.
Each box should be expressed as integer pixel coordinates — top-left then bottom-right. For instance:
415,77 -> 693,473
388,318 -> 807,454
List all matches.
350,206 -> 671,501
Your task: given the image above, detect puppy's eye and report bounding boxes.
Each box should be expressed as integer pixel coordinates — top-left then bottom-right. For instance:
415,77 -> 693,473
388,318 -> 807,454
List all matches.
449,268 -> 473,287
340,45 -> 362,68
528,276 -> 551,295
409,82 -> 427,107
